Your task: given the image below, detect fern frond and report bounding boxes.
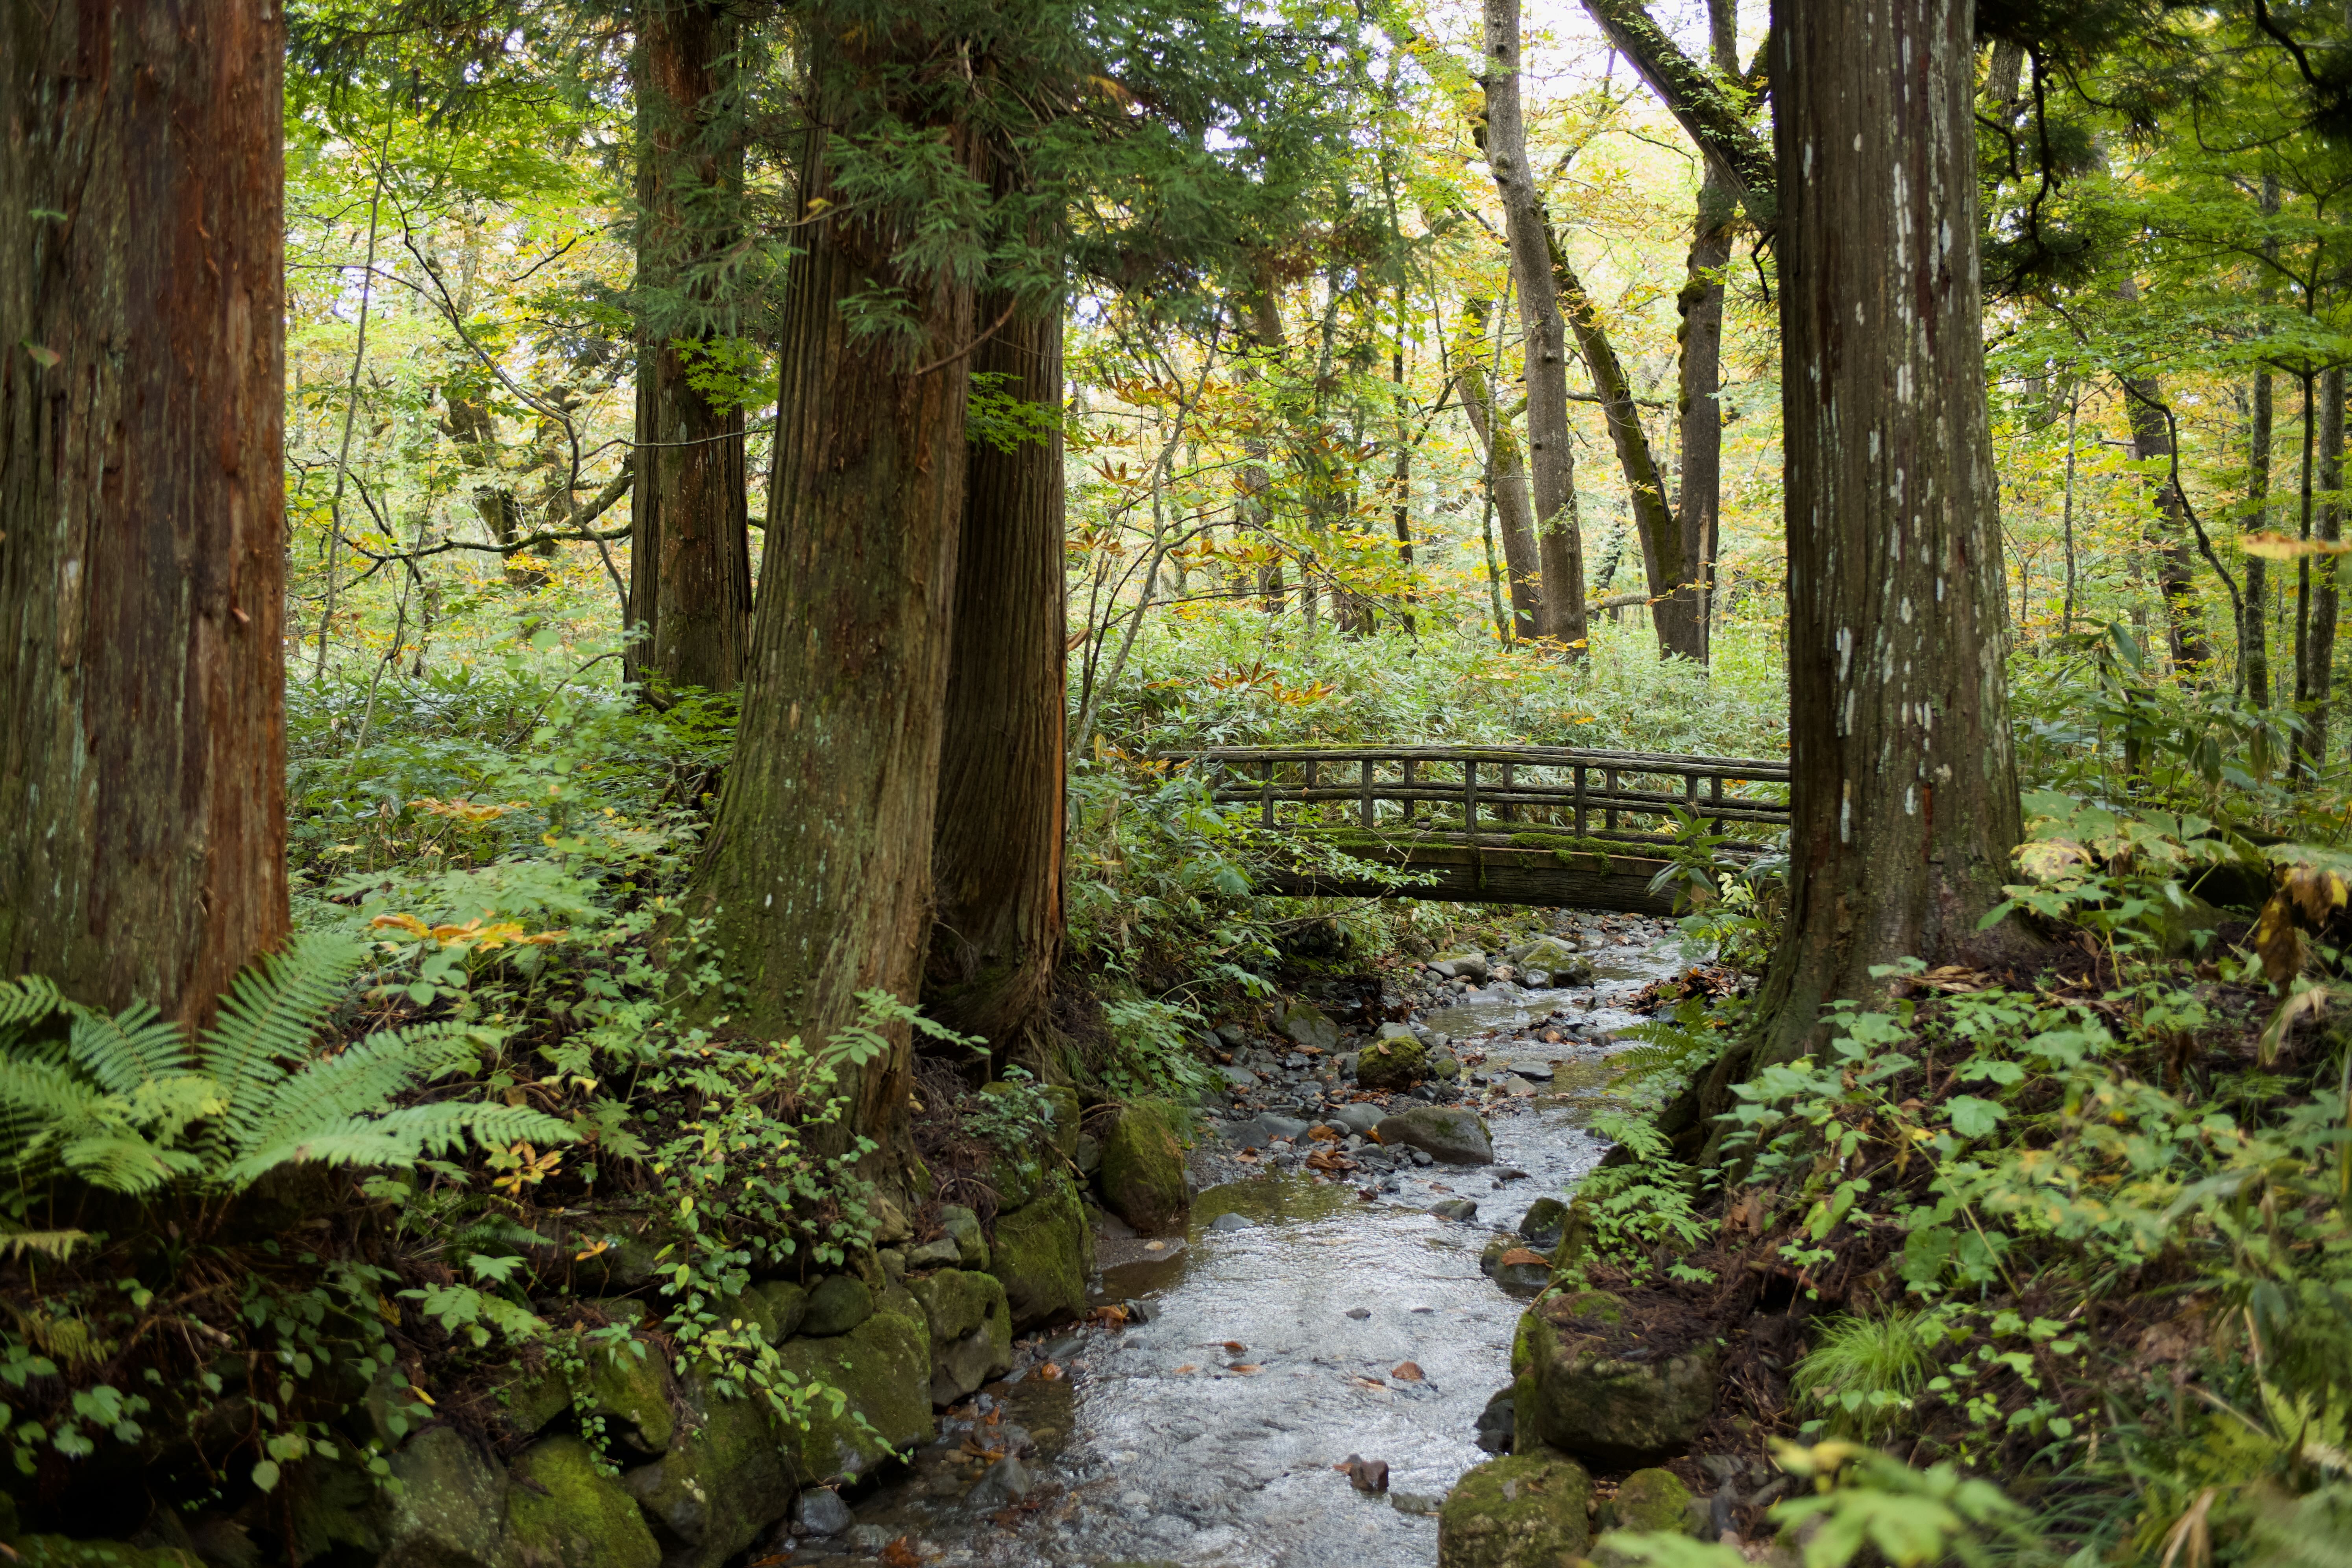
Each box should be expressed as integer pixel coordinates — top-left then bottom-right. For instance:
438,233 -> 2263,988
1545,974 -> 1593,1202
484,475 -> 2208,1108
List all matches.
0,1056 -> 109,1139
66,1000 -> 192,1094
198,934 -> 365,1150
231,1032 -> 430,1163
57,1133 -> 201,1194
0,1226 -> 91,1261
219,1121 -> 431,1185
0,975 -> 65,1030
412,1102 -> 576,1154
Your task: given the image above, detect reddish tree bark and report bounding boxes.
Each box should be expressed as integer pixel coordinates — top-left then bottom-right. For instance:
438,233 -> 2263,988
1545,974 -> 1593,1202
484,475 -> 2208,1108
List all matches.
687,100 -> 977,1157
925,304 -> 1067,1060
625,0 -> 753,695
1731,0 -> 2023,1091
0,0 -> 288,1027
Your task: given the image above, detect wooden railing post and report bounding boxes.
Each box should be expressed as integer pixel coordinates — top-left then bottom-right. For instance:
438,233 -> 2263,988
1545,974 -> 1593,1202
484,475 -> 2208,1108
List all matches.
1604,769 -> 1618,832
1500,762 -> 1517,823
1574,765 -> 1587,836
1262,760 -> 1275,828
1463,759 -> 1479,836
1709,773 -> 1723,835
1359,756 -> 1376,828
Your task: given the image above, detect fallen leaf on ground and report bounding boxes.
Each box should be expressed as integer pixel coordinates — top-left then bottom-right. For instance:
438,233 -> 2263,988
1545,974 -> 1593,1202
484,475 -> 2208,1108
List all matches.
1039,1361 -> 1063,1381
1337,1453 -> 1390,1491
1497,1248 -> 1548,1268
1350,1376 -> 1387,1389
1428,1184 -> 1453,1193
1391,1361 -> 1424,1381
1172,1363 -> 1197,1374
1222,1340 -> 1246,1352
1307,1124 -> 1342,1142
1229,1363 -> 1263,1374
1305,1149 -> 1355,1171
882,1538 -> 925,1567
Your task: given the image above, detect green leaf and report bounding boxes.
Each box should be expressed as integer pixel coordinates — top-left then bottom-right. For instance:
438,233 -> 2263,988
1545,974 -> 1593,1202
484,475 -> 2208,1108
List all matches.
252,1458 -> 281,1492
1945,1096 -> 2007,1140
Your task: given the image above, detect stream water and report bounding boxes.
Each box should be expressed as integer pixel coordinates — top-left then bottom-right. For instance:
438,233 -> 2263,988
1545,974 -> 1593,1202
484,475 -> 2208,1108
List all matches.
790,926 -> 1693,1568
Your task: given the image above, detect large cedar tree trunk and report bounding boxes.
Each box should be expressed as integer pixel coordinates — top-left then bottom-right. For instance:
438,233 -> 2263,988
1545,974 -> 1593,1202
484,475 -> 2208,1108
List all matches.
0,0 -> 288,1027
925,303 -> 1067,1060
1483,0 -> 1588,651
687,110 -> 976,1158
1730,0 -> 2023,1096
625,0 -> 753,695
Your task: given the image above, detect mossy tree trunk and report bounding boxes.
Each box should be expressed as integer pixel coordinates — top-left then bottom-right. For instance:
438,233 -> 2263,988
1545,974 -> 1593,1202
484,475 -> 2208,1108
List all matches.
925,302 -> 1067,1063
0,0 -> 288,1028
1461,298 -> 1544,642
1671,0 -> 1740,666
1724,0 -> 2023,1109
625,0 -> 753,695
687,103 -> 977,1159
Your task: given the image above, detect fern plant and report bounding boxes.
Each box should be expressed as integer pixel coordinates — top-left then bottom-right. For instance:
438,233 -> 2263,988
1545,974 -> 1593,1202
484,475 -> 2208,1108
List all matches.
0,934 -> 573,1197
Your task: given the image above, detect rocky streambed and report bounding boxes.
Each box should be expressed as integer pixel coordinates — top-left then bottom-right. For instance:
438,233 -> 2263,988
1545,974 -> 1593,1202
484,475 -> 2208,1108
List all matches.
784,911 -> 1706,1568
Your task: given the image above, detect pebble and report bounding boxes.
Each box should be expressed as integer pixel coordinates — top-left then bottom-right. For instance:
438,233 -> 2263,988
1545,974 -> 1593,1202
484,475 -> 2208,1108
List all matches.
966,1455 -> 1034,1510
846,1524 -> 897,1551
1346,1306 -> 1371,1319
1430,1198 -> 1479,1222
795,1487 -> 854,1537
1207,1212 -> 1256,1232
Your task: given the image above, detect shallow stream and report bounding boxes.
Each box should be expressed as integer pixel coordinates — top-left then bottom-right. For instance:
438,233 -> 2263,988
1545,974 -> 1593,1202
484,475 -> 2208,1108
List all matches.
792,926 -> 1692,1568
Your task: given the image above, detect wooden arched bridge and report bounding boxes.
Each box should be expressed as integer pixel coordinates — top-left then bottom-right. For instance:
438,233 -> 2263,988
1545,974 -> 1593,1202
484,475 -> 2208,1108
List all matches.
1162,745 -> 1790,915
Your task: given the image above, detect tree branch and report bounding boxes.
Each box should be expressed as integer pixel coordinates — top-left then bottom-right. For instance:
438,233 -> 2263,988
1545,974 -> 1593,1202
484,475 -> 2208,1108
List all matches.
1578,0 -> 1775,224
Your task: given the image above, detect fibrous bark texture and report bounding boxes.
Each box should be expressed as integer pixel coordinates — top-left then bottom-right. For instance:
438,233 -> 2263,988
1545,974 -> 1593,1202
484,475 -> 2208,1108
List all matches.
1742,0 -> 2023,1078
1483,0 -> 1588,652
925,303 -> 1067,1060
688,111 -> 976,1156
626,0 -> 753,695
0,0 -> 288,1027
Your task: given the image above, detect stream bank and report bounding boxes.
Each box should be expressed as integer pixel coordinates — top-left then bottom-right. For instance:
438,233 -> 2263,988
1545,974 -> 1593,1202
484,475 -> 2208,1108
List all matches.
784,911 -> 1703,1568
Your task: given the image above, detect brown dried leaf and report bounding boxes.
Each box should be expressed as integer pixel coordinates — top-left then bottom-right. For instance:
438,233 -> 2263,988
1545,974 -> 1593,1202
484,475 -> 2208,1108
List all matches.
2256,892 -> 2308,986
1391,1361 -> 1424,1382
1496,1248 -> 1548,1268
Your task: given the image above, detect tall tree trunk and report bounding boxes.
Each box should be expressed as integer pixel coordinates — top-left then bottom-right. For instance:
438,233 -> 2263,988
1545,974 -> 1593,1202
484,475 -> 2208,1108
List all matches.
1673,0 -> 1740,666
925,302 -> 1066,1061
1732,0 -> 2023,1099
1240,286 -> 1287,613
2249,363 -> 2274,707
0,0 -> 288,1028
1552,237 -> 1694,658
626,0 -> 753,695
1461,298 -> 1544,640
2118,363 -> 2211,674
1483,0 -> 1588,652
2299,367 -> 2343,770
686,105 -> 977,1162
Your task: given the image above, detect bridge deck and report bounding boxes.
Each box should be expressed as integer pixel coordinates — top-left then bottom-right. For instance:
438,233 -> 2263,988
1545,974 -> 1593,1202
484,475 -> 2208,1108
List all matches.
1165,744 -> 1790,912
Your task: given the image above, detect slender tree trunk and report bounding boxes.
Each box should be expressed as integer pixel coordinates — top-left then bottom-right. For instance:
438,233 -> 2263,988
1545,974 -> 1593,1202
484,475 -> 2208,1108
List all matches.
1483,0 -> 1588,651
2118,363 -> 2210,674
1240,287 -> 1287,613
2300,367 -> 2343,770
2248,364 -> 2274,707
1731,0 -> 2024,1102
0,0 -> 288,1028
1461,298 -> 1544,640
925,302 -> 1066,1061
626,0 -> 753,695
2297,372 -> 2316,750
1553,237 -> 1693,658
1672,0 -> 1739,666
687,104 -> 977,1161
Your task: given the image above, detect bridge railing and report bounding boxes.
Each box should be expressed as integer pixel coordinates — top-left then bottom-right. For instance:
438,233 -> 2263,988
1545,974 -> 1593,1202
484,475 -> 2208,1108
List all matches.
1164,744 -> 1791,845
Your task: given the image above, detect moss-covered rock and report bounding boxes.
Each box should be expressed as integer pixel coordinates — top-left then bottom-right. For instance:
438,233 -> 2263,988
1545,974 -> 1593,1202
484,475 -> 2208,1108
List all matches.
1512,1298 -> 1720,1467
741,1280 -> 809,1343
506,1436 -> 661,1568
1356,1034 -> 1427,1090
987,1172 -> 1093,1329
800,1275 -> 874,1337
1435,1449 -> 1593,1568
619,1370 -> 796,1568
908,1269 -> 1014,1406
1279,999 -> 1341,1051
770,1310 -> 936,1481
1515,936 -> 1597,985
584,1341 -> 676,1455
1039,1084 -> 1083,1161
381,1424 -> 510,1568
1603,1468 -> 1695,1534
1374,1104 -> 1493,1164
1100,1101 -> 1190,1235
937,1204 -> 989,1270
986,1143 -> 1048,1211
6,1542 -> 201,1567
